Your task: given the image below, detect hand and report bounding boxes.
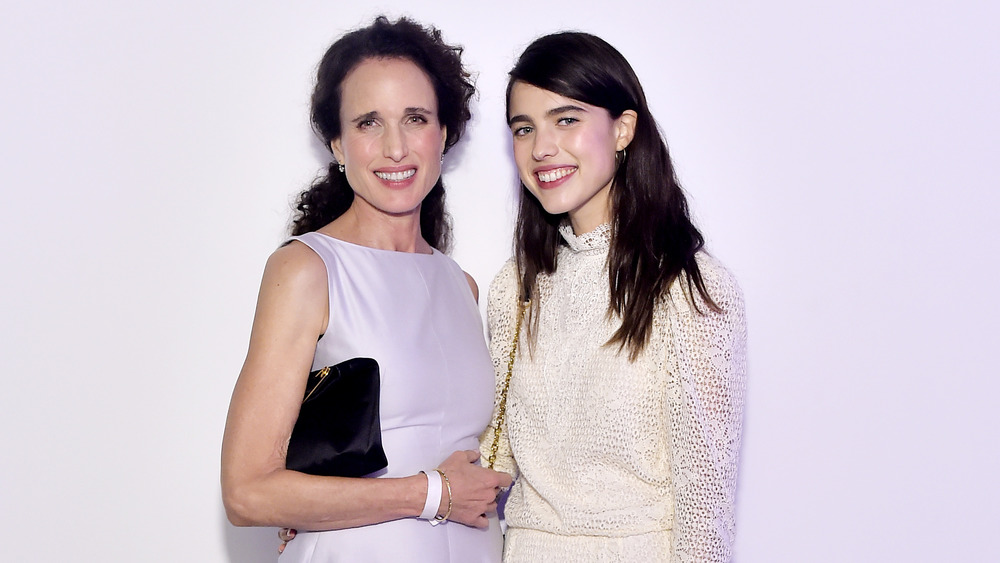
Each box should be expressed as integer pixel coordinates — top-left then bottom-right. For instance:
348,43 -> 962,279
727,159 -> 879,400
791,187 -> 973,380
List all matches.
436,450 -> 513,528
277,528 -> 296,554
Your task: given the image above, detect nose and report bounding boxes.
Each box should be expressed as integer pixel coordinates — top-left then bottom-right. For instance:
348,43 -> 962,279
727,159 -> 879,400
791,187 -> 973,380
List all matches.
383,124 -> 408,161
531,127 -> 557,161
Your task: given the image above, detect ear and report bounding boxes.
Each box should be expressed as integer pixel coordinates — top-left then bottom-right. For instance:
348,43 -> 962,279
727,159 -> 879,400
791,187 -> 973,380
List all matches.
439,125 -> 448,154
330,139 -> 345,167
614,110 -> 638,151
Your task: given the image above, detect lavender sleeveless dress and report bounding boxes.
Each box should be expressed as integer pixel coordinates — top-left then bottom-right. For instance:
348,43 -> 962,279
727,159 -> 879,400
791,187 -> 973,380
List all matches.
278,232 -> 502,563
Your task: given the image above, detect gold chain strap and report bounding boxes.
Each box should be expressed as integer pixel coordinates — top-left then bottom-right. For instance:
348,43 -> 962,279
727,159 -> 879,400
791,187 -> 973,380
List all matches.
487,301 -> 527,470
302,366 -> 331,403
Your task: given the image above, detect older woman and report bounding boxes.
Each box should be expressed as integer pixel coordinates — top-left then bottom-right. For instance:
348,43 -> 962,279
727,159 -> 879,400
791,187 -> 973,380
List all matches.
221,16 -> 510,562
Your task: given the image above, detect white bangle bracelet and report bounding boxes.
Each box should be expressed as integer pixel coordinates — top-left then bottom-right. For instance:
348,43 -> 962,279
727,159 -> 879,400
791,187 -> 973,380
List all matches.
419,470 -> 442,521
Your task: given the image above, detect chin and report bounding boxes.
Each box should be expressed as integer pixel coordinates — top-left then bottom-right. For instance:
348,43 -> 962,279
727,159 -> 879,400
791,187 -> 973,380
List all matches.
534,197 -> 575,217
385,199 -> 427,216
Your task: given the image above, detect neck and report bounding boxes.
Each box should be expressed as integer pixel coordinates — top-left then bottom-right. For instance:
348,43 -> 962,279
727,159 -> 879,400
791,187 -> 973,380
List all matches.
567,183 -> 612,235
568,208 -> 610,236
321,200 -> 432,254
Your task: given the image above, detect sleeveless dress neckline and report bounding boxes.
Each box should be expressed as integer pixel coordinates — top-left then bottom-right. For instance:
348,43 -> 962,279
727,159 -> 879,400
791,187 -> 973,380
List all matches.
309,230 -> 440,257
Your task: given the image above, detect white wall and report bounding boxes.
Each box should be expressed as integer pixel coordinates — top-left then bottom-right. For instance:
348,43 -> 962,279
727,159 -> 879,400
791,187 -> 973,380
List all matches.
1,1 -> 997,561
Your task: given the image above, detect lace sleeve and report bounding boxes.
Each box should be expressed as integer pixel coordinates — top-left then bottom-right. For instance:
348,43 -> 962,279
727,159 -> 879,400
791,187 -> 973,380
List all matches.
665,256 -> 748,562
479,259 -> 520,478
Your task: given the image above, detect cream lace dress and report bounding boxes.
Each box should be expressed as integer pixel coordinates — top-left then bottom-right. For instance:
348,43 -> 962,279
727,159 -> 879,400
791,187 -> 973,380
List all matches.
482,224 -> 747,562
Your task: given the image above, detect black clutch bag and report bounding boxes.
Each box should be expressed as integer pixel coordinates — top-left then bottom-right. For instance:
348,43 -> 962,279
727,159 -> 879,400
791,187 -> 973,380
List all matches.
285,357 -> 388,477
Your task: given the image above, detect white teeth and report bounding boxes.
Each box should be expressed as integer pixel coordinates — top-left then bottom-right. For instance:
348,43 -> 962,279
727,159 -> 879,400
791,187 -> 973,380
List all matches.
537,167 -> 574,183
375,169 -> 416,181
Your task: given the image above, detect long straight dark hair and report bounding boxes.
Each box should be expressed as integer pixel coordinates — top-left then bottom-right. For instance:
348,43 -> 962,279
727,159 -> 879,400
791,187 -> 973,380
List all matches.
507,32 -> 718,360
290,16 -> 475,252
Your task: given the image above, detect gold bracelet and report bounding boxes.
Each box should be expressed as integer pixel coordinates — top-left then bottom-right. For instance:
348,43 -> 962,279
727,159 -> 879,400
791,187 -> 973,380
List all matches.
431,469 -> 453,525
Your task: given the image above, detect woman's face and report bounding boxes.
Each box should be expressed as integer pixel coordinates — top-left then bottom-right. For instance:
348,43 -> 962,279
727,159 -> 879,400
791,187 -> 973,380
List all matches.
330,57 -> 446,219
507,81 -> 634,234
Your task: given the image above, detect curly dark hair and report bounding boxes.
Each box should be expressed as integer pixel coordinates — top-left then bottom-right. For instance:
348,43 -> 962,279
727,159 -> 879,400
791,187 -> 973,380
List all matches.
290,16 -> 475,252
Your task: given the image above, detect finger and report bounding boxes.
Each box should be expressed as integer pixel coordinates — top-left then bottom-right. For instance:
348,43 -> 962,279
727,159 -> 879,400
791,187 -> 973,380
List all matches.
278,542 -> 285,554
464,450 -> 480,463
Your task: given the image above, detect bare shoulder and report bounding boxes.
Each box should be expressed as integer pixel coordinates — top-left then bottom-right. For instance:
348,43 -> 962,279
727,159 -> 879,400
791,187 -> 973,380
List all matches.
463,271 -> 480,303
261,240 -> 327,295
249,240 -> 331,338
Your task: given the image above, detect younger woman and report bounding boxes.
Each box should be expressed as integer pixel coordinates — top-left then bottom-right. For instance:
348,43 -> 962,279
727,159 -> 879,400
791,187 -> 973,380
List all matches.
483,32 -> 747,562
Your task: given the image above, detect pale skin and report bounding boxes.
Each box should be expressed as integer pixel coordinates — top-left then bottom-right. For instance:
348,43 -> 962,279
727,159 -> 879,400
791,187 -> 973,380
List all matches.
221,57 -> 509,536
507,81 -> 637,234
273,72 -> 636,554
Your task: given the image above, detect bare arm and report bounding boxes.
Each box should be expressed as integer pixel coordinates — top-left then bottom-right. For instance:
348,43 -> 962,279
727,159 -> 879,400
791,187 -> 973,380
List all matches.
221,242 -> 509,531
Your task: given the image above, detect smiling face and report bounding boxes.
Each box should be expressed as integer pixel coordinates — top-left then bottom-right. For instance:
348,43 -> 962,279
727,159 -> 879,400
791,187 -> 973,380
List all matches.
508,81 -> 635,234
330,57 -> 446,219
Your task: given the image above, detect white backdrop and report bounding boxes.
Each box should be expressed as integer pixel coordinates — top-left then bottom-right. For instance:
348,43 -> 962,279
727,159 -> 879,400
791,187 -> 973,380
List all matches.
2,1 -> 998,561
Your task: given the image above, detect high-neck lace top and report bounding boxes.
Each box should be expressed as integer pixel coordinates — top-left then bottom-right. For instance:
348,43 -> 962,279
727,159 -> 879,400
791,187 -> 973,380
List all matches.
558,222 -> 611,252
482,225 -> 747,562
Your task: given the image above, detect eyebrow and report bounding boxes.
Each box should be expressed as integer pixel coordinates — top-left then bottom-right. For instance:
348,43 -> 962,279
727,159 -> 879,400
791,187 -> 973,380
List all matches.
350,111 -> 379,125
349,107 -> 434,125
508,104 -> 588,126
